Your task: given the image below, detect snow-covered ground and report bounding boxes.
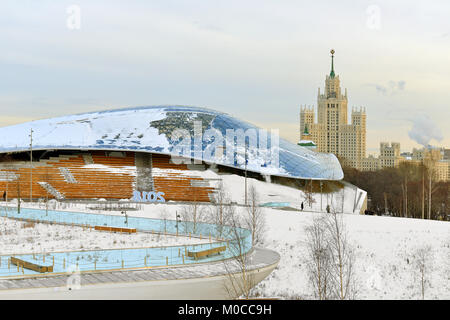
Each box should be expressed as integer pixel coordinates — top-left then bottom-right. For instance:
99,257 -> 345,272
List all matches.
256,209 -> 450,300
219,173 -> 366,214
136,168 -> 365,214
0,217 -> 209,255
2,172 -> 449,299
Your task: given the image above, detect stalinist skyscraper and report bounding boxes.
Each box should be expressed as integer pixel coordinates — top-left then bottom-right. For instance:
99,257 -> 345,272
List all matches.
300,49 -> 366,170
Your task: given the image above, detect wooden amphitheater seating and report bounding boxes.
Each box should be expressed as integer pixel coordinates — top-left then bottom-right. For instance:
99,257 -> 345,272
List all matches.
0,153 -> 134,200
152,154 -> 214,202
0,152 -> 215,202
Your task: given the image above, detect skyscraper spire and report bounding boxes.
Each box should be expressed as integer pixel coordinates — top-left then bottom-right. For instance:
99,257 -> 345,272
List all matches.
303,123 -> 310,135
330,49 -> 335,78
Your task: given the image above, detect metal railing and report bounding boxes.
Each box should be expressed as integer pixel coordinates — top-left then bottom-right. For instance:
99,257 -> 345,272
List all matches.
0,205 -> 252,277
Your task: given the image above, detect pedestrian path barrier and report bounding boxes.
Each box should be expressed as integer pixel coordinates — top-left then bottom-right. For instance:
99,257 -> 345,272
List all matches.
0,206 -> 252,277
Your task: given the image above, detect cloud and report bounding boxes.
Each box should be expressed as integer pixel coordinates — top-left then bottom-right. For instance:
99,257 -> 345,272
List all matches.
408,115 -> 443,147
369,81 -> 406,95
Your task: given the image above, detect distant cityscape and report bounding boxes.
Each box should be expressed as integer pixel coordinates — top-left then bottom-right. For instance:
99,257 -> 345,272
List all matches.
299,50 -> 449,181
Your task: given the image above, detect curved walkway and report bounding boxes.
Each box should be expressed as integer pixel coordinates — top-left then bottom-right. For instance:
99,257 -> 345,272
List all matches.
0,206 -> 252,276
0,247 -> 280,299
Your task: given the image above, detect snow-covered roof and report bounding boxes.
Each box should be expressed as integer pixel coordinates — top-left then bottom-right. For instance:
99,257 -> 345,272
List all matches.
0,105 -> 343,180
298,140 -> 317,146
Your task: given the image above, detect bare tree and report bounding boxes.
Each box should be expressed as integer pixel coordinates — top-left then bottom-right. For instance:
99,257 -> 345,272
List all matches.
446,239 -> 450,290
16,173 -> 22,214
2,170 -> 17,214
158,208 -> 170,236
305,215 -> 332,299
42,168 -> 51,216
244,184 -> 265,246
325,209 -> 357,299
302,180 -> 316,209
223,208 -> 256,299
180,199 -> 206,235
411,245 -> 434,300
421,166 -> 425,219
423,151 -> 441,219
399,162 -> 415,218
208,182 -> 233,239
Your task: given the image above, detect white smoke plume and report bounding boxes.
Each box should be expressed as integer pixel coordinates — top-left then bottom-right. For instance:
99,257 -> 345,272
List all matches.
408,115 -> 443,147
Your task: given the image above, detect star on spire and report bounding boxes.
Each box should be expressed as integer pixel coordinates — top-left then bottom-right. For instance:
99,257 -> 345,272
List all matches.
330,49 -> 335,78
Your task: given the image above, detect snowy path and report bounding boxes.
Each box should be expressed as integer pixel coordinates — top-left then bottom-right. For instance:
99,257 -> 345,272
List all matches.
0,247 -> 280,300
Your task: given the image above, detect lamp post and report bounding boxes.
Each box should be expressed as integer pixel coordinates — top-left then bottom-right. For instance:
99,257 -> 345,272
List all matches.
320,181 -> 323,211
29,128 -> 33,202
235,139 -> 249,206
244,143 -> 248,206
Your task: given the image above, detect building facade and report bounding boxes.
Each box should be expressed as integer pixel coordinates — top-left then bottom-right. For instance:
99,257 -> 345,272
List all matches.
300,50 -> 366,170
360,143 -> 449,181
361,142 -> 403,171
0,105 -> 345,201
412,147 -> 449,182
361,155 -> 381,171
379,142 -> 403,168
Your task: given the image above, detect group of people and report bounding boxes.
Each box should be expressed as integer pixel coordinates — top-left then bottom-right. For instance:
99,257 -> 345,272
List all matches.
300,201 -> 331,213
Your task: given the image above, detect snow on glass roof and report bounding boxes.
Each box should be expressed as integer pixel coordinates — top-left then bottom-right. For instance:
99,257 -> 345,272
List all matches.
0,106 -> 343,180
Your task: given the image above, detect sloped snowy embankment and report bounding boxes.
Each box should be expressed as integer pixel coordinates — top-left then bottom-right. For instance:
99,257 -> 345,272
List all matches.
256,209 -> 450,299
8,172 -> 449,299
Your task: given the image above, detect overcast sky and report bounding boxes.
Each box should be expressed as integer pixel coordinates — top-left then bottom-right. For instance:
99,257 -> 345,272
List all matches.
0,0 -> 449,154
